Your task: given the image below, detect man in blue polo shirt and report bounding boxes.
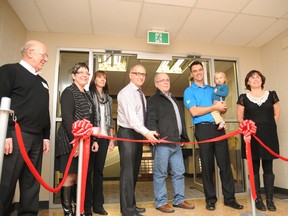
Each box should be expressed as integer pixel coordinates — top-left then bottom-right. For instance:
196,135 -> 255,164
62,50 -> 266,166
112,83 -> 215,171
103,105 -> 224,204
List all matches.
183,61 -> 243,211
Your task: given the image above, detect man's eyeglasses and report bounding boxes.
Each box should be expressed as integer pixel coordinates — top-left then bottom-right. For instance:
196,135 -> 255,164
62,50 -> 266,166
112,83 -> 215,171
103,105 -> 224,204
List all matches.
31,49 -> 48,60
131,72 -> 147,77
76,71 -> 90,76
156,79 -> 170,83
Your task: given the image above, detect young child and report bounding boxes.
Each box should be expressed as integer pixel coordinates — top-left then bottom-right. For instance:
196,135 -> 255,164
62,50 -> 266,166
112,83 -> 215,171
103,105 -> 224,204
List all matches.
211,71 -> 229,130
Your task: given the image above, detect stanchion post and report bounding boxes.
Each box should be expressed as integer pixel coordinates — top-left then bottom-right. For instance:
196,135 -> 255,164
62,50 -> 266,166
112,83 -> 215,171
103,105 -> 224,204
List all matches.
0,97 -> 12,182
240,186 -> 267,216
76,139 -> 84,216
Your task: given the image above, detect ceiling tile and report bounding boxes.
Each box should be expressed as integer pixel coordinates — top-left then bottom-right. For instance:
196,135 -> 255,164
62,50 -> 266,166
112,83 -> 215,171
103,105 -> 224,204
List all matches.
90,0 -> 142,36
214,14 -> 276,46
242,0 -> 288,18
7,0 -> 49,32
136,3 -> 191,39
37,0 -> 93,34
246,19 -> 288,47
7,0 -> 288,48
177,9 -> 236,43
195,0 -> 250,12
144,0 -> 197,7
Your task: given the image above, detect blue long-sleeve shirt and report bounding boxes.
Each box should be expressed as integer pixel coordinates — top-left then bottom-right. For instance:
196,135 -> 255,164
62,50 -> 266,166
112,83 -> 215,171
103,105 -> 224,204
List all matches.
212,84 -> 229,101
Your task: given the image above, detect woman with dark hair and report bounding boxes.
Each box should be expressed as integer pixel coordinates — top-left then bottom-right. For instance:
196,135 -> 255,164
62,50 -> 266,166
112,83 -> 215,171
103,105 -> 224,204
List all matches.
55,63 -> 98,216
85,70 -> 115,215
237,70 -> 280,212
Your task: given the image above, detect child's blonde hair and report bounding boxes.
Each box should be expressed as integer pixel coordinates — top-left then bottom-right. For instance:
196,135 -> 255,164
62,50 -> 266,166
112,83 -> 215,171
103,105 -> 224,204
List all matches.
214,71 -> 227,84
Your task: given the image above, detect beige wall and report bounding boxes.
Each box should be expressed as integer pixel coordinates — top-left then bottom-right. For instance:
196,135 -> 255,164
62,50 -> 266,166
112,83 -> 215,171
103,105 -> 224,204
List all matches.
1,0 -> 288,204
0,0 -> 26,65
261,29 -> 288,189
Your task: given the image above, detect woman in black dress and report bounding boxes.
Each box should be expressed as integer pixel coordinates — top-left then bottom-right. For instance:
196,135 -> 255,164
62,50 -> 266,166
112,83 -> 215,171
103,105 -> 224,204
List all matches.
55,63 -> 98,216
237,70 -> 280,212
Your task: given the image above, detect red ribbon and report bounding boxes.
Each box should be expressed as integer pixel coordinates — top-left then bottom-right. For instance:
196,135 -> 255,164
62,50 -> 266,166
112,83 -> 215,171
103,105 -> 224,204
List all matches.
15,118 -> 288,207
253,135 -> 288,162
14,121 -> 78,192
14,119 -> 92,214
238,120 -> 257,200
71,119 -> 93,214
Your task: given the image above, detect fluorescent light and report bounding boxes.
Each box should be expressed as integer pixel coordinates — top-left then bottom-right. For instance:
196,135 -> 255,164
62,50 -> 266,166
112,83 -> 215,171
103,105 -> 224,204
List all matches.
156,59 -> 186,74
97,54 -> 127,72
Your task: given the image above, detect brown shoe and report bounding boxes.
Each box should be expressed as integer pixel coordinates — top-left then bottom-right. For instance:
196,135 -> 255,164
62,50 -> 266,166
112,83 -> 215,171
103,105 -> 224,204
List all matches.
173,201 -> 195,209
156,204 -> 175,213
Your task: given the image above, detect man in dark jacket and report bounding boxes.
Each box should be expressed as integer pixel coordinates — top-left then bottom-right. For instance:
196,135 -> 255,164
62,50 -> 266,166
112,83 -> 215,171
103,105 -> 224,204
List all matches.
146,72 -> 195,213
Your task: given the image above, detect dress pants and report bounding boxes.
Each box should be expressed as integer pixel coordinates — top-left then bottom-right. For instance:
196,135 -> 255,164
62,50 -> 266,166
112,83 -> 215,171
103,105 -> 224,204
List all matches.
0,131 -> 43,216
194,123 -> 235,203
117,127 -> 143,216
93,138 -> 109,210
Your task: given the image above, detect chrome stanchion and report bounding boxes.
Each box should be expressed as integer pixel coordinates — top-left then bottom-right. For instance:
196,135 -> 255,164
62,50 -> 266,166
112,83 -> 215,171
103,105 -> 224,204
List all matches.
0,97 -> 14,182
76,139 -> 84,216
240,191 -> 267,216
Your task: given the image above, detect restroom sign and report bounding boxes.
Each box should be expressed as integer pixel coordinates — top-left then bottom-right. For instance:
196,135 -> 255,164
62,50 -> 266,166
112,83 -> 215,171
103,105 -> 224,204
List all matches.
147,31 -> 169,45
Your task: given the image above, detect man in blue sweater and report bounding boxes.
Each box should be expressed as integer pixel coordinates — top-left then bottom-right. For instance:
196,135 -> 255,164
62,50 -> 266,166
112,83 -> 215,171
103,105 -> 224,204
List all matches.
0,40 -> 50,216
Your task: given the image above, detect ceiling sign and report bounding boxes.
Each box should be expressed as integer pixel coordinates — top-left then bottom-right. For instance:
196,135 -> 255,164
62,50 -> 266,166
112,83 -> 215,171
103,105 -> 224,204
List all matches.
147,31 -> 169,45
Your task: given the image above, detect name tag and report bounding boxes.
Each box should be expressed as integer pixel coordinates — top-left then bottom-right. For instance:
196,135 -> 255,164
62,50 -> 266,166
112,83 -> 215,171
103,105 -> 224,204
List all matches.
42,82 -> 49,89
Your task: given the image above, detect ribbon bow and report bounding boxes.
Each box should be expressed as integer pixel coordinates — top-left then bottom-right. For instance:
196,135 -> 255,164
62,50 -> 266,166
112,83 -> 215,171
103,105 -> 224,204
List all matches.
71,119 -> 93,143
238,119 -> 257,200
238,119 -> 257,138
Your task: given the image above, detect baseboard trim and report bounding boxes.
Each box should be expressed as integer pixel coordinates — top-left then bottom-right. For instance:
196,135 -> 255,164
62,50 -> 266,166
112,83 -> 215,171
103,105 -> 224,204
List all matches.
12,200 -> 49,210
12,187 -> 288,210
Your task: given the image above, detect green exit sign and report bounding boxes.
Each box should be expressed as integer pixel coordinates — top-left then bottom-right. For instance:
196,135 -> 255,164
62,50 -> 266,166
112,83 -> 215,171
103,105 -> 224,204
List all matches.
147,31 -> 169,45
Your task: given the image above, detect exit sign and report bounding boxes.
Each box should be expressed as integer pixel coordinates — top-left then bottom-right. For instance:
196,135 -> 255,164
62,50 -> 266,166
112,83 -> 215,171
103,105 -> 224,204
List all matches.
147,31 -> 169,45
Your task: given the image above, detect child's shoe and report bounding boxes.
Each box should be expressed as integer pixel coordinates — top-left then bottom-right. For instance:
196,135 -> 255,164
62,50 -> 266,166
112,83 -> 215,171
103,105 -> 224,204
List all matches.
218,121 -> 226,130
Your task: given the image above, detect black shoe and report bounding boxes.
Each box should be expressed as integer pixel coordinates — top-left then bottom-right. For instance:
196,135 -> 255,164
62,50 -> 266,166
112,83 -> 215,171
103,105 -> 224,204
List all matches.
135,206 -> 146,213
255,197 -> 266,211
224,199 -> 244,210
93,208 -> 108,215
206,202 -> 215,211
122,213 -> 143,216
266,199 -> 276,211
80,213 -> 92,216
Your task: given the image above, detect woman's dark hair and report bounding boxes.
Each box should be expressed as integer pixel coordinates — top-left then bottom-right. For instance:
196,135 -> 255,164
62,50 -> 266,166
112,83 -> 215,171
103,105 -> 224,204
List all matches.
89,70 -> 109,93
245,70 -> 266,90
71,62 -> 89,74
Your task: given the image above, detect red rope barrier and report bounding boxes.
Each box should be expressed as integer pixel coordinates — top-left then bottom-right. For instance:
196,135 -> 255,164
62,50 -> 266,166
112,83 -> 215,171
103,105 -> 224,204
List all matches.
14,121 -> 78,192
15,118 -> 288,205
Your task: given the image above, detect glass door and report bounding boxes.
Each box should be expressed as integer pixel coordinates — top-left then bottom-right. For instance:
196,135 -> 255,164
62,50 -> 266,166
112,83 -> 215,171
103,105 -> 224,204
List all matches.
185,58 -> 246,196
184,59 -> 211,192
50,50 -> 90,206
213,59 -> 245,195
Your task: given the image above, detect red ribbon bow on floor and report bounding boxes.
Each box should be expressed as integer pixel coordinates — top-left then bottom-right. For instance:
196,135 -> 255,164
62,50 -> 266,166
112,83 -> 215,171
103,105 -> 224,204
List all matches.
71,119 -> 93,214
238,120 -> 257,200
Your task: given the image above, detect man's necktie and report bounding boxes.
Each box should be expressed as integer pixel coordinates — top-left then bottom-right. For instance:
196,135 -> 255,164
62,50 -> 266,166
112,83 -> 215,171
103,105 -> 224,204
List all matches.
137,88 -> 146,121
